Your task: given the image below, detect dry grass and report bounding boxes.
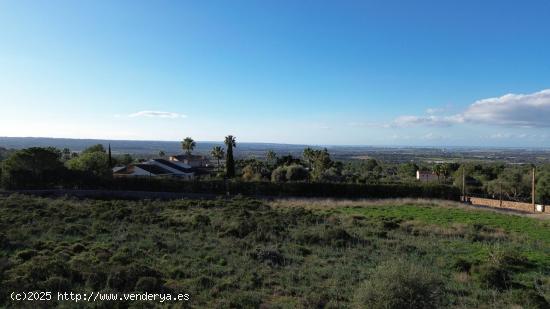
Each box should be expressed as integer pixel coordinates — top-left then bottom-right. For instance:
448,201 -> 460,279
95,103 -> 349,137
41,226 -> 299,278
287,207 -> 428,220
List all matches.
268,197 -> 460,210
454,272 -> 470,284
399,220 -> 508,241
267,197 -> 550,220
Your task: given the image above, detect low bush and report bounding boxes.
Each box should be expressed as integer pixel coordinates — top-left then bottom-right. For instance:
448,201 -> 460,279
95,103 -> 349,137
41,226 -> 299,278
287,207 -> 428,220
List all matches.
250,246 -> 286,266
472,249 -> 530,290
353,259 -> 444,309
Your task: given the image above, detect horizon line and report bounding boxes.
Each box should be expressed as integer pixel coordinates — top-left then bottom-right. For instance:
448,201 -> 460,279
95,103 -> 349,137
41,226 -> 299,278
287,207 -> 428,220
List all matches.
1,135 -> 550,150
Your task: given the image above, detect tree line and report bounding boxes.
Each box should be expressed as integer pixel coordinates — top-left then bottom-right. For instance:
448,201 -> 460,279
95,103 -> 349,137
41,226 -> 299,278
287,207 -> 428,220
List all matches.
1,139 -> 549,204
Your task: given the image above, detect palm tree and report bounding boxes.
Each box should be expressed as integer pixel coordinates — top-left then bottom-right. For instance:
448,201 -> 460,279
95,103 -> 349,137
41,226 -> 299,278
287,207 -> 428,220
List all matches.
266,150 -> 277,166
224,135 -> 237,178
211,146 -> 225,172
181,137 -> 196,155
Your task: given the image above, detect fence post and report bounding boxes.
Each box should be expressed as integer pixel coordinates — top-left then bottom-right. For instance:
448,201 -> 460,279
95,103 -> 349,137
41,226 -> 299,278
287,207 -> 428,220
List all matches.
532,167 -> 536,213
499,181 -> 502,207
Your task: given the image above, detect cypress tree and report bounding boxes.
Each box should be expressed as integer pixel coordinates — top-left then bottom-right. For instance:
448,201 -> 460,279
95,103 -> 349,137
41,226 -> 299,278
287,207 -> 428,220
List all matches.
224,135 -> 236,178
108,144 -> 112,168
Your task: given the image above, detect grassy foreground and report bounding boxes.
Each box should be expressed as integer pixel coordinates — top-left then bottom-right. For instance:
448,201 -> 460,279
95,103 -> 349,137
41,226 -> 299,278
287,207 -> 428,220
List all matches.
0,195 -> 549,308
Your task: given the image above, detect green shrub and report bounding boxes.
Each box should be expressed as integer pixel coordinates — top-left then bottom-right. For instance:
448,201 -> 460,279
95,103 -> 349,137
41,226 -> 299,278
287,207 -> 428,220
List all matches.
43,276 -> 71,291
452,257 -> 472,272
228,291 -> 263,308
271,167 -> 287,182
15,249 -> 38,261
474,263 -> 510,290
135,276 -> 160,291
192,214 -> 211,228
353,259 -> 444,309
535,276 -> 550,304
70,243 -> 86,253
472,250 -> 529,290
286,164 -> 308,181
250,246 -> 286,267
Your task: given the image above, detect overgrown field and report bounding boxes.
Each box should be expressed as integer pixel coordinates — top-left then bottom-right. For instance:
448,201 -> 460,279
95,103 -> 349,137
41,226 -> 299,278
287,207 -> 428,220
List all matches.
0,195 -> 549,308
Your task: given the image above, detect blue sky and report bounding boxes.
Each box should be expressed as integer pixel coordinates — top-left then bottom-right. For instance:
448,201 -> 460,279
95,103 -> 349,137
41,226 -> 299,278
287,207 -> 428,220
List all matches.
1,0 -> 550,146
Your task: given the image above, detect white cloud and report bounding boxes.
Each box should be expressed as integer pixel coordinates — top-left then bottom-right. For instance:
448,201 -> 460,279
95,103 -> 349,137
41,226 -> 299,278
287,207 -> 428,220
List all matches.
484,133 -> 548,140
392,114 -> 464,127
462,89 -> 550,127
128,110 -> 187,119
392,89 -> 550,128
348,121 -> 390,128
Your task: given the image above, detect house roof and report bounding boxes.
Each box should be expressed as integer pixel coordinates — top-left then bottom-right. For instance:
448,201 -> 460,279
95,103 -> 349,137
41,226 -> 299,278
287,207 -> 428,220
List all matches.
112,166 -> 126,173
170,154 -> 205,161
135,164 -> 173,175
113,166 -> 132,174
153,159 -> 193,173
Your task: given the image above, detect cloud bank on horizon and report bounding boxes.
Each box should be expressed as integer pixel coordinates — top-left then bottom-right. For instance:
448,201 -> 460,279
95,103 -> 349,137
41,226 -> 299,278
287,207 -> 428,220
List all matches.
394,89 -> 550,128
128,111 -> 187,119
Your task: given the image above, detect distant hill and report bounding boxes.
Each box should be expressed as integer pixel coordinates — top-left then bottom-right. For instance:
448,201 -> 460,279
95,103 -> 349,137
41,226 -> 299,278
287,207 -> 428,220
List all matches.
0,137 -> 313,158
2,136 -> 550,163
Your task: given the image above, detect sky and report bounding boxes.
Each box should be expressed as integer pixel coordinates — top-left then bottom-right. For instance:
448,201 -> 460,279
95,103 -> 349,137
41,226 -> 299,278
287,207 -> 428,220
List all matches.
1,0 -> 550,147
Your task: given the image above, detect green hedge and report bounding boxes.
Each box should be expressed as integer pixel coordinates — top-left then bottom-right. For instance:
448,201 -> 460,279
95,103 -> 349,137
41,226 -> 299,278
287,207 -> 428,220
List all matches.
104,178 -> 460,200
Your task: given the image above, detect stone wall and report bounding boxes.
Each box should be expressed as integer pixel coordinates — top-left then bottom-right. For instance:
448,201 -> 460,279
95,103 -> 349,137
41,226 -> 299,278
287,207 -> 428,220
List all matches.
466,196 -> 544,213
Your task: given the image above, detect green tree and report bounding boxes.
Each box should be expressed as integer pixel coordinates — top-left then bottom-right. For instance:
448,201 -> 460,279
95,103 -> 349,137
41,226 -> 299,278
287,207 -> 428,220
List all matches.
302,147 -> 315,168
310,148 -> 333,181
487,168 -> 530,201
0,147 -> 12,161
536,168 -> 550,204
242,164 -> 263,181
440,164 -> 451,181
1,147 -> 66,188
266,150 -> 277,166
108,144 -> 112,168
276,154 -> 301,166
66,150 -> 111,178
118,154 -> 134,165
210,146 -> 225,172
399,162 -> 419,180
82,144 -> 106,154
432,164 -> 442,182
363,159 -> 379,171
224,135 -> 236,178
181,137 -> 196,155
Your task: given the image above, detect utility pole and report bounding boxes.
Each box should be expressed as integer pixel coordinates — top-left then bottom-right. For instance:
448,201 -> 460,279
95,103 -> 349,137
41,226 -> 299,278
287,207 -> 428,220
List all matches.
532,167 -> 536,212
462,165 -> 466,202
499,181 -> 502,207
